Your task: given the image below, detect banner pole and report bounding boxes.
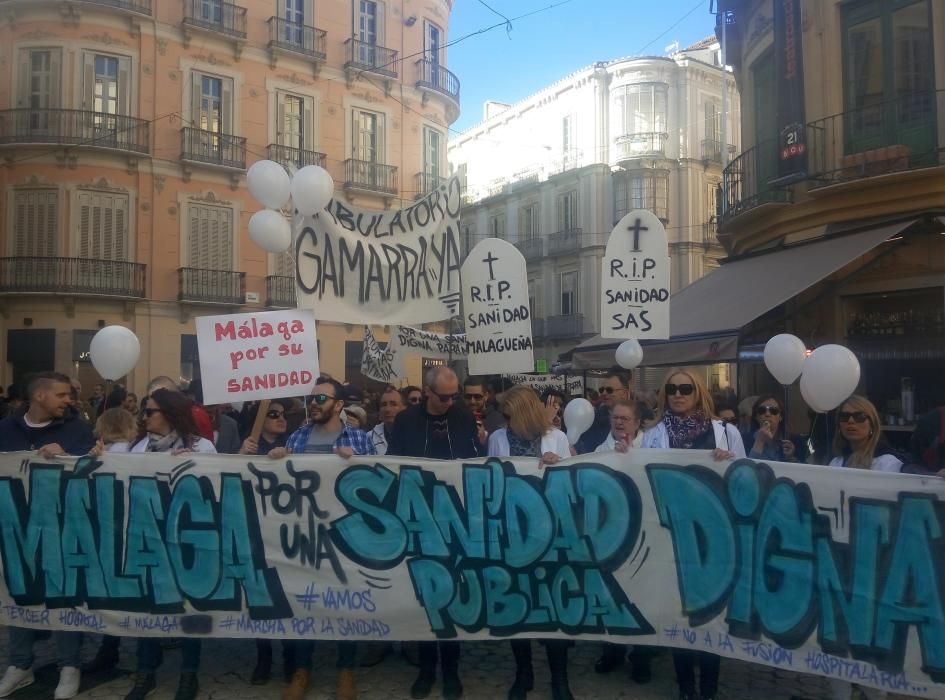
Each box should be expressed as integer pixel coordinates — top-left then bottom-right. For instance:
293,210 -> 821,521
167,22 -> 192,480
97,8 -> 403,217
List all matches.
249,399 -> 271,443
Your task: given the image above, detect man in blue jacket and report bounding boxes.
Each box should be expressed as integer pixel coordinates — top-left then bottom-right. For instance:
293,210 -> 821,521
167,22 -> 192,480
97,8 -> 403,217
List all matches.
0,371 -> 95,700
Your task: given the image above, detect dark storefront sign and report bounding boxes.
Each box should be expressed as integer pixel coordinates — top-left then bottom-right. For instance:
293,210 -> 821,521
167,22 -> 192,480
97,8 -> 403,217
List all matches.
773,0 -> 808,184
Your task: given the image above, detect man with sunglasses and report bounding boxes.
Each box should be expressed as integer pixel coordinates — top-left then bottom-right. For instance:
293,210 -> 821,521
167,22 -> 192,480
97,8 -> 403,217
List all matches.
576,369 -> 632,455
280,377 -> 374,700
387,366 -> 485,700
463,376 -> 505,434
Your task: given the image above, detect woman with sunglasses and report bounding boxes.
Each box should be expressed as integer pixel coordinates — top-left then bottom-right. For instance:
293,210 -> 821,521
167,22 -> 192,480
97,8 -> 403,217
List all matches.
641,369 -> 743,700
126,389 -> 214,700
746,395 -> 803,463
487,386 -> 573,700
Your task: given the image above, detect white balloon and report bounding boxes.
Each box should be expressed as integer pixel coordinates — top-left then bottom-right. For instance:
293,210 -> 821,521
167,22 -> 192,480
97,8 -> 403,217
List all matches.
90,326 -> 140,381
249,209 -> 292,253
563,398 -> 595,445
615,339 -> 643,370
291,165 -> 334,215
247,160 -> 290,210
763,334 -> 807,385
799,344 -> 861,413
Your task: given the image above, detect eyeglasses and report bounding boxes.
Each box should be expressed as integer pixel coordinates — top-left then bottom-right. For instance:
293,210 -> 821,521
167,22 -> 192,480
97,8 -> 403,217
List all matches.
838,411 -> 869,424
408,396 -> 422,404
266,410 -> 286,419
599,387 -> 616,394
310,394 -> 335,405
433,392 -> 461,403
664,383 -> 695,396
464,393 -> 484,401
755,405 -> 782,416
144,408 -> 161,417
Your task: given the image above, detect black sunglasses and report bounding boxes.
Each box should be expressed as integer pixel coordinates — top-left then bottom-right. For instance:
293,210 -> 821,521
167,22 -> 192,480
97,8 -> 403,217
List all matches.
266,410 -> 286,419
756,405 -> 782,416
464,393 -> 484,401
598,387 -> 616,394
143,408 -> 161,417
664,383 -> 695,396
310,394 -> 336,405
838,411 -> 869,424
433,392 -> 461,403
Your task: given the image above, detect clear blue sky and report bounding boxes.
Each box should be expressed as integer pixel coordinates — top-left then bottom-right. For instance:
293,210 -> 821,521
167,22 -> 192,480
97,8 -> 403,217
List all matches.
448,0 -> 718,134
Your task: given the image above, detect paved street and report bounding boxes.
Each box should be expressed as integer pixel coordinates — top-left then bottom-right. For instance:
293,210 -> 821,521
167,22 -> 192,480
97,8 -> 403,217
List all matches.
3,631 -> 919,700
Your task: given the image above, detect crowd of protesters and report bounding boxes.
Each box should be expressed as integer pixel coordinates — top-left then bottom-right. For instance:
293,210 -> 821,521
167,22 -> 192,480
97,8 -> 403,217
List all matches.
0,366 -> 939,700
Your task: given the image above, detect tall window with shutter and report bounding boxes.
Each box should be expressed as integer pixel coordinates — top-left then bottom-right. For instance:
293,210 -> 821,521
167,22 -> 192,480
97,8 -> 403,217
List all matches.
557,190 -> 578,231
16,48 -> 61,133
276,91 -> 315,164
422,127 -> 442,181
559,271 -> 577,316
187,203 -> 234,270
75,190 -> 129,260
12,189 -> 58,257
81,53 -> 130,145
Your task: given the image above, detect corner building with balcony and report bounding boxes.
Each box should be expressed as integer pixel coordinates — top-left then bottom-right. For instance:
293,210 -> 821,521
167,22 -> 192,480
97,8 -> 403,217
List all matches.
618,0 -> 945,439
0,0 -> 459,391
448,39 -> 739,371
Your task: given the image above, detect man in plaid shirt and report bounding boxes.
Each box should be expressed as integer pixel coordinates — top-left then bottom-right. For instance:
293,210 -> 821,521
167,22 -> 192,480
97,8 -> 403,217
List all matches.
276,376 -> 374,700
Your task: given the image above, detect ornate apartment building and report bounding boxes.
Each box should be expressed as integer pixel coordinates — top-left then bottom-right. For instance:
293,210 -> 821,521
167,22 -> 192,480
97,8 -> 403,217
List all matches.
0,0 -> 458,392
448,38 -> 740,368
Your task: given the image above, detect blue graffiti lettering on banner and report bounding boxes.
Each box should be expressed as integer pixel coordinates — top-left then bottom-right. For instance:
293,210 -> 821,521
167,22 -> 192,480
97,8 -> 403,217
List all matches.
329,458 -> 653,638
0,464 -> 290,618
647,460 -> 945,681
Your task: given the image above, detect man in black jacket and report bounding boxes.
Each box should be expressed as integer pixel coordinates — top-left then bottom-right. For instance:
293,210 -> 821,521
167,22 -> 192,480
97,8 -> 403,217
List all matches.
576,369 -> 633,455
387,366 -> 485,700
0,372 -> 95,700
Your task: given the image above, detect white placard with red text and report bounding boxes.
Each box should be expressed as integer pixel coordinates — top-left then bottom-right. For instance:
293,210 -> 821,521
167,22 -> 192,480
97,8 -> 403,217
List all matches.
195,309 -> 319,405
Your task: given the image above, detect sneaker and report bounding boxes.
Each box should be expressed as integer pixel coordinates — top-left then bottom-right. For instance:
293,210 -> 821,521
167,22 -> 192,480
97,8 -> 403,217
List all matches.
174,672 -> 199,700
54,667 -> 81,699
0,666 -> 34,697
283,669 -> 310,700
123,673 -> 156,700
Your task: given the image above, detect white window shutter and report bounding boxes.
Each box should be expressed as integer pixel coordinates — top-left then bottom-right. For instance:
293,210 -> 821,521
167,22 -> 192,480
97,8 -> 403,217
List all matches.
78,190 -> 92,257
221,77 -> 234,134
48,49 -> 61,109
81,53 -> 96,111
375,1 -> 386,46
117,56 -> 131,116
15,50 -> 30,108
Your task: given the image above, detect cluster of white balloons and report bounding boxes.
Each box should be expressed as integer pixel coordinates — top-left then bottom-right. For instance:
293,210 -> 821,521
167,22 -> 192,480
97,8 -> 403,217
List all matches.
90,325 -> 141,381
764,333 -> 861,413
246,160 -> 335,254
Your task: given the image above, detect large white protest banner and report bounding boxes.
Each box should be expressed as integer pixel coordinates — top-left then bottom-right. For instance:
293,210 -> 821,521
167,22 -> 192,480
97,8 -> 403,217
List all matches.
503,373 -> 585,397
360,326 -> 397,383
389,325 -> 467,375
195,309 -> 319,405
462,238 -> 534,374
601,210 -> 670,339
294,178 -> 463,324
1,450 -> 943,698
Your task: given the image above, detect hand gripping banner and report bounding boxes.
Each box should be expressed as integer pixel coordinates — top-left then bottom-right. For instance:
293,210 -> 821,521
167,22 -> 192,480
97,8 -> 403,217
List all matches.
0,451 -> 943,697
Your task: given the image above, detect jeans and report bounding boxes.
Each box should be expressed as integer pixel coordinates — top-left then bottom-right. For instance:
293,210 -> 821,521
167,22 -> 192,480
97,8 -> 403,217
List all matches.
672,649 -> 720,696
418,641 -> 459,674
8,628 -> 82,669
136,638 -> 202,674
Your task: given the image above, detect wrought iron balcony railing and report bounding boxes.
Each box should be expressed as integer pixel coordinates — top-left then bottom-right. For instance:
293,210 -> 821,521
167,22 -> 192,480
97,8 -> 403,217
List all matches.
416,59 -> 460,103
547,228 -> 583,256
546,314 -> 585,339
701,138 -> 736,164
344,38 -> 397,78
178,268 -> 245,305
415,172 -> 446,198
266,275 -> 296,308
614,132 -> 668,160
182,0 -> 247,39
267,16 -> 326,60
514,237 -> 544,261
266,143 -> 326,171
343,158 -> 397,195
720,140 -> 792,222
0,257 -> 145,297
0,109 -> 149,154
181,127 -> 246,170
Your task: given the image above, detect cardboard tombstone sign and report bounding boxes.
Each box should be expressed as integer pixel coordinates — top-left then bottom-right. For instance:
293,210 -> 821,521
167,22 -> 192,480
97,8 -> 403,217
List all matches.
461,238 -> 534,375
600,210 -> 670,340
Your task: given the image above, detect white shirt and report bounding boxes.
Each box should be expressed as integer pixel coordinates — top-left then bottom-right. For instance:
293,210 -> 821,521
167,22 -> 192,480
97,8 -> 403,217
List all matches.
594,431 -> 644,452
488,428 -> 571,460
105,441 -> 132,453
131,436 -> 217,454
370,423 -> 389,455
828,453 -> 902,473
641,419 -> 747,458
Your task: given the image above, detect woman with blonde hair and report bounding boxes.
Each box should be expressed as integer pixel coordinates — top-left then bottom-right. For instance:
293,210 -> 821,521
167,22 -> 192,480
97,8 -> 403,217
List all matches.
93,407 -> 137,453
487,385 -> 572,700
641,368 -> 744,700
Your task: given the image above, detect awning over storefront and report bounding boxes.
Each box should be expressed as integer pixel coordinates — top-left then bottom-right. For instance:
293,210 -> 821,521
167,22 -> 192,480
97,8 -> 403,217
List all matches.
569,220 -> 914,370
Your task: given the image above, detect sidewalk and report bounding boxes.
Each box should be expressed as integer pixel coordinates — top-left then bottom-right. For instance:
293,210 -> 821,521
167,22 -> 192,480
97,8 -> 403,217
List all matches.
2,631 -> 918,700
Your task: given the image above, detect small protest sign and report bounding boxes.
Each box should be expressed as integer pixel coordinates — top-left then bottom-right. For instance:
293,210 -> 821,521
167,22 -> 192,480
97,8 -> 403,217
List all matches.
504,373 -> 585,397
462,239 -> 534,374
195,309 -> 318,405
389,325 -> 467,375
295,178 -> 464,324
600,210 -> 670,339
361,326 -> 397,383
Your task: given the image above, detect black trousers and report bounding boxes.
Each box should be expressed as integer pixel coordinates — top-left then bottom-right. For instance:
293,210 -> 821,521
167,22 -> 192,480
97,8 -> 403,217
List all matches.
418,640 -> 460,673
672,649 -> 719,696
